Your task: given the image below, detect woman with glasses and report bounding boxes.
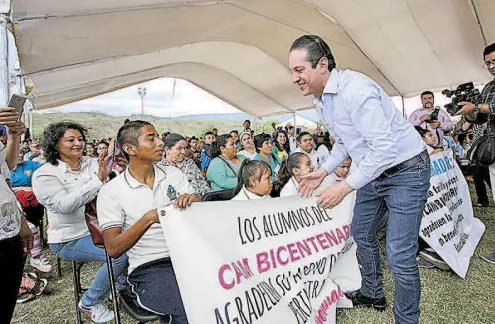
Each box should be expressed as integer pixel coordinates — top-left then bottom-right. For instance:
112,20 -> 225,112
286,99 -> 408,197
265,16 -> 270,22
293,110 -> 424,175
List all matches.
159,133 -> 211,196
206,134 -> 246,191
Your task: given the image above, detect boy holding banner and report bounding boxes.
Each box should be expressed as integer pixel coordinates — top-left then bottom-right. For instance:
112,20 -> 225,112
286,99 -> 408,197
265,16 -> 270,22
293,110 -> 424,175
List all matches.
97,121 -> 200,324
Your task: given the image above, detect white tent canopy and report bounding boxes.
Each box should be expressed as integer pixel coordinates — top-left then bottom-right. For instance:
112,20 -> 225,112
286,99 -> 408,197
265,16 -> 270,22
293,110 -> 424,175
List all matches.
7,0 -> 495,118
279,115 -> 317,129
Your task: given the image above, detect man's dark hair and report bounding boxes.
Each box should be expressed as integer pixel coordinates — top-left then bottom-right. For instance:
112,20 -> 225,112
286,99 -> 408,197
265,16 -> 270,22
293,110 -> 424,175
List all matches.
97,140 -> 109,148
212,128 -> 218,131
243,120 -> 251,125
297,131 -> 312,143
421,91 -> 434,99
117,120 -> 153,159
290,35 -> 336,71
204,131 -> 214,137
230,130 -> 239,136
23,139 -> 29,144
42,122 -> 88,165
288,126 -> 295,131
483,43 -> 495,58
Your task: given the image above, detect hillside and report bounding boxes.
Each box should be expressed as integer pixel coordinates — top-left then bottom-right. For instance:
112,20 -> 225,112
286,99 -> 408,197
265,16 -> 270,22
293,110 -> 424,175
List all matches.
31,112 -> 279,140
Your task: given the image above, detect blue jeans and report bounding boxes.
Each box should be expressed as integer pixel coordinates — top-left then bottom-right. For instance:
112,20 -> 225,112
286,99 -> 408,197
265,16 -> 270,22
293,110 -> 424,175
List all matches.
351,155 -> 430,324
50,235 -> 128,306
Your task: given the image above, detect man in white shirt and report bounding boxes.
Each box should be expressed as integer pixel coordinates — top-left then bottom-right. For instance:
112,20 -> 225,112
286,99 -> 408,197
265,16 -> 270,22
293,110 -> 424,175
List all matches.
98,121 -> 200,324
288,126 -> 298,152
293,131 -> 325,169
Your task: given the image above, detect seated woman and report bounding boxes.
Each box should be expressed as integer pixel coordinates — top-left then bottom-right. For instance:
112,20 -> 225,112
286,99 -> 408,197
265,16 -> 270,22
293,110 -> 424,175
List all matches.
272,130 -> 290,161
232,159 -> 273,200
32,122 -> 127,323
253,134 -> 281,181
237,132 -> 257,160
159,133 -> 211,196
206,134 -> 246,191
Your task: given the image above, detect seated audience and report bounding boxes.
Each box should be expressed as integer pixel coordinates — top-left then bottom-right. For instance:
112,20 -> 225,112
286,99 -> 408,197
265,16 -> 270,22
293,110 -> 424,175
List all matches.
200,131 -> 215,172
237,132 -> 256,160
32,122 -> 127,323
159,133 -> 211,196
232,159 -> 273,200
98,121 -> 199,324
253,134 -> 281,181
207,134 -> 246,191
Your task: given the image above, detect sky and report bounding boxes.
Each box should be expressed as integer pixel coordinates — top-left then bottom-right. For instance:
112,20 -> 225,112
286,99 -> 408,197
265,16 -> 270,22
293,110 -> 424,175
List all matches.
38,77 -> 465,121
40,78 -> 240,118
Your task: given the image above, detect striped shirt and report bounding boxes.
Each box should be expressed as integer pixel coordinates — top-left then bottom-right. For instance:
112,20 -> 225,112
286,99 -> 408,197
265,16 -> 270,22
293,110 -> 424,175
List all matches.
472,79 -> 495,143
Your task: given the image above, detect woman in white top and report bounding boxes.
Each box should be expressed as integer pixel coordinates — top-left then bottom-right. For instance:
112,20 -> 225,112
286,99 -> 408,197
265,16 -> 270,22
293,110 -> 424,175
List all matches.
232,159 -> 273,200
0,108 -> 33,323
237,132 -> 257,160
32,122 -> 127,323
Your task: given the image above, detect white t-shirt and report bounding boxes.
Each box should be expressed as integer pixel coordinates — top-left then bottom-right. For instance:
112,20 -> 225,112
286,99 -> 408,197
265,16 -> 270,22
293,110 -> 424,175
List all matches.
238,150 -> 257,160
0,142 -> 21,240
293,147 -> 324,169
97,164 -> 194,274
231,187 -> 271,200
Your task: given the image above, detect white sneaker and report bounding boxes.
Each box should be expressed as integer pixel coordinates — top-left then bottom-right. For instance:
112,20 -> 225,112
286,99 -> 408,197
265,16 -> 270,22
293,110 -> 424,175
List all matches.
78,300 -> 115,323
30,256 -> 52,273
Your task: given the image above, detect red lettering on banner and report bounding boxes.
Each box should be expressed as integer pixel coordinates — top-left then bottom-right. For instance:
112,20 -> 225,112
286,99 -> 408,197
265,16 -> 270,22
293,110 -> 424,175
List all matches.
218,264 -> 234,290
277,246 -> 289,265
316,286 -> 344,324
218,258 -> 254,290
316,234 -> 329,249
287,243 -> 301,261
257,252 -> 270,273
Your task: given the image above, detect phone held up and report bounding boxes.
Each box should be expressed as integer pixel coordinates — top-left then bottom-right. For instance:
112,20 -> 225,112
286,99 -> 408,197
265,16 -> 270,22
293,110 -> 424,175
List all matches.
8,94 -> 27,121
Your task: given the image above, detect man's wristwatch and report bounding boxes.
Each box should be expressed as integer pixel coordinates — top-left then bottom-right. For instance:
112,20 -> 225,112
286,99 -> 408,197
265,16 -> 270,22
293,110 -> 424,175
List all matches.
473,103 -> 480,114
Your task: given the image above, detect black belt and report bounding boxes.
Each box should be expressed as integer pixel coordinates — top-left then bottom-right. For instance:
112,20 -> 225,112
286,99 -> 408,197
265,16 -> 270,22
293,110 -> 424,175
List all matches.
377,150 -> 429,180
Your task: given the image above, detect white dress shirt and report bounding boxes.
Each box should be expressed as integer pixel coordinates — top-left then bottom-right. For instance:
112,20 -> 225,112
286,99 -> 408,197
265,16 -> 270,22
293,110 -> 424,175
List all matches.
288,135 -> 298,152
32,156 -> 102,243
315,69 -> 425,189
293,147 -> 325,169
97,164 -> 194,274
231,187 -> 271,200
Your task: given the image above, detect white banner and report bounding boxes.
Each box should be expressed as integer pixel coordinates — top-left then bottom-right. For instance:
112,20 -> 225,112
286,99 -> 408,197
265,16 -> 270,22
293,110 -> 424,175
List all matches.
161,195 -> 361,324
420,150 -> 485,278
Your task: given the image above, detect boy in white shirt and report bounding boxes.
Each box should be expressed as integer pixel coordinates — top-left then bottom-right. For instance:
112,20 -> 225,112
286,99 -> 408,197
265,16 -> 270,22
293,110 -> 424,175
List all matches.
97,121 -> 200,324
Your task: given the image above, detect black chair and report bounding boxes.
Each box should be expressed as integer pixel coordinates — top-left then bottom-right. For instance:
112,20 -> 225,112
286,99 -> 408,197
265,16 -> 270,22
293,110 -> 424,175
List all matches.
201,189 -> 235,202
70,261 -> 87,324
105,250 -> 161,324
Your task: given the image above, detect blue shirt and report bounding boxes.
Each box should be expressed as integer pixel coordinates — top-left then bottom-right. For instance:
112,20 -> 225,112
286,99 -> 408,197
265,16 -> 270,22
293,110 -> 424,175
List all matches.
10,161 -> 42,187
200,145 -> 212,171
315,69 -> 426,189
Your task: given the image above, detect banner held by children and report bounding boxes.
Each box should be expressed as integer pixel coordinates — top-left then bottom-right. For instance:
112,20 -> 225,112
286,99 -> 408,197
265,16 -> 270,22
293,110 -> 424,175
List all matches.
160,195 -> 361,324
420,150 -> 485,278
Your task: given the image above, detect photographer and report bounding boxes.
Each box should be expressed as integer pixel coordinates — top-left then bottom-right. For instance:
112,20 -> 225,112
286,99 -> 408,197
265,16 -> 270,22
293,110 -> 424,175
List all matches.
409,91 -> 453,148
456,43 -> 495,264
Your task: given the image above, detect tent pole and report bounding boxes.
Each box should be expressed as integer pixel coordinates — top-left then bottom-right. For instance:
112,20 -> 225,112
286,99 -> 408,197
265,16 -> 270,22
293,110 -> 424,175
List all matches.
293,112 -> 296,128
0,12 -> 9,106
401,96 -> 405,118
252,118 -> 256,135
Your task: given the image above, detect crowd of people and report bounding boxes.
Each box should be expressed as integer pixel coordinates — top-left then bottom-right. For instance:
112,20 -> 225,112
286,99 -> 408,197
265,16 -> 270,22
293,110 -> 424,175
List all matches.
0,37 -> 494,324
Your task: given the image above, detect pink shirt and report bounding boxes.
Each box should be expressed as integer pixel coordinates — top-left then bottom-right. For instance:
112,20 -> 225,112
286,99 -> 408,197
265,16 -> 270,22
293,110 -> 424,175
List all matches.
409,108 -> 453,147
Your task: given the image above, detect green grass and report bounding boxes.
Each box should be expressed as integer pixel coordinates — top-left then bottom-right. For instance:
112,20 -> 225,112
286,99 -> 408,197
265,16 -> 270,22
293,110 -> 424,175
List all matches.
12,184 -> 495,324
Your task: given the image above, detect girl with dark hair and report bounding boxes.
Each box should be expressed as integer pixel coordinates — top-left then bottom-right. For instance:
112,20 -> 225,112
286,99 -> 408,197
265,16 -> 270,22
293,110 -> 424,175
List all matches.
316,132 -> 332,165
32,122 -> 127,323
96,140 -> 109,158
206,134 -> 246,191
232,159 -> 273,200
159,133 -> 211,196
273,152 -> 313,197
253,134 -> 281,181
272,130 -> 290,161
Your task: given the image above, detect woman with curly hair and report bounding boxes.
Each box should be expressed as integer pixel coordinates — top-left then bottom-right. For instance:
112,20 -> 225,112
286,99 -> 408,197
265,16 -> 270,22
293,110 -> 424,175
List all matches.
32,122 -> 127,323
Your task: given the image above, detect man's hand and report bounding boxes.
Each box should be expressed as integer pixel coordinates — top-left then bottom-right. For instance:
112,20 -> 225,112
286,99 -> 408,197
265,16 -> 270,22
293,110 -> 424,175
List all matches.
430,120 -> 441,129
6,121 -> 26,137
174,194 -> 200,210
316,182 -> 353,209
298,168 -> 328,198
19,215 -> 34,253
456,102 -> 475,116
0,108 -> 22,127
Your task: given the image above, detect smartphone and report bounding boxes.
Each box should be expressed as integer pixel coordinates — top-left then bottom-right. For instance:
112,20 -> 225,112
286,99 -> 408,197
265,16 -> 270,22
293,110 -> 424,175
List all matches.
8,94 -> 27,121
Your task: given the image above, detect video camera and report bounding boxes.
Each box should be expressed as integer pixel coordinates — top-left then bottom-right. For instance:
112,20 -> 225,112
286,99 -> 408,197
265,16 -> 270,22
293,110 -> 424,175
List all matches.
441,82 -> 482,116
424,106 -> 440,123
